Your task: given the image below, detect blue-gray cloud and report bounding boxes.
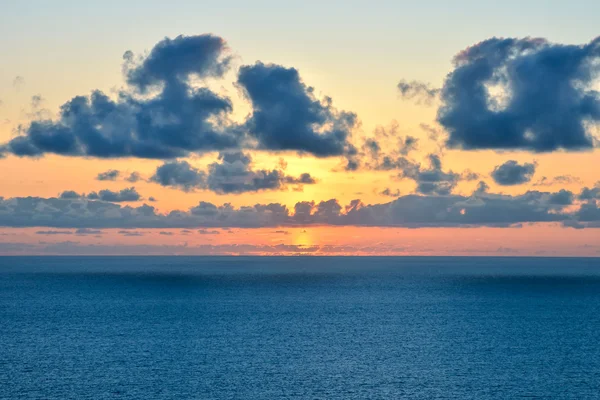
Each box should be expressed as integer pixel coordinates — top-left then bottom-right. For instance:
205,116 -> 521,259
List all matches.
491,160 -> 536,185
87,187 -> 141,202
438,36 -> 600,152
96,169 -> 120,181
386,154 -> 462,196
151,160 -> 206,192
1,35 -> 359,160
238,62 -> 357,157
59,187 -> 142,202
150,152 -> 317,194
124,34 -> 232,91
1,34 -> 241,159
579,182 -> 600,201
0,187 -> 593,229
410,154 -> 460,195
59,190 -> 81,199
548,189 -> 575,206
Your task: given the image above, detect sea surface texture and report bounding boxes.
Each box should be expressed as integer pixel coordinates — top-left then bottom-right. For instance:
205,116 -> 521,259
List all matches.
2,256 -> 600,399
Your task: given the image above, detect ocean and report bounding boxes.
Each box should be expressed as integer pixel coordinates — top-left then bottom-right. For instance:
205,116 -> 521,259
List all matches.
1,256 -> 600,399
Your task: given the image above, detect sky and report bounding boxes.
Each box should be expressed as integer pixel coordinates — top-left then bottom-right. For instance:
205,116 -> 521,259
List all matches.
0,0 -> 600,256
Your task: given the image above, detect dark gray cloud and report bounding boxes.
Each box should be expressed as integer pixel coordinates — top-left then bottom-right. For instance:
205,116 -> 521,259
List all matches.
474,181 -> 490,194
438,36 -> 600,152
60,188 -> 143,202
96,169 -> 120,181
548,189 -> 575,206
151,152 -> 317,194
363,152 -> 476,196
86,187 -> 141,202
206,151 -> 284,194
1,35 -> 360,161
59,190 -> 81,199
491,160 -> 536,185
159,231 -> 173,236
238,62 -> 357,157
0,187 -> 591,229
284,173 -> 317,185
124,34 -> 232,91
1,34 -> 242,159
35,230 -> 73,235
412,155 -> 460,195
206,152 -> 316,194
151,160 -> 206,192
391,154 -> 461,196
96,169 -> 142,183
572,200 -> 600,224
579,182 -> 600,201
397,80 -> 440,104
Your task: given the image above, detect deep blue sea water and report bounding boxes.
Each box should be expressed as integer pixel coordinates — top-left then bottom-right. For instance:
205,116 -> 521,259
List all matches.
2,256 -> 600,399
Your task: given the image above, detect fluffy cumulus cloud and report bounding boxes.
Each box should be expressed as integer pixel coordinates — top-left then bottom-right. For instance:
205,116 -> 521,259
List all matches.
150,152 -> 317,193
150,160 -> 206,191
579,182 -> 600,201
1,34 -> 241,159
0,34 -> 359,161
206,152 -> 317,194
491,160 -> 536,185
238,62 -> 357,157
407,154 -> 460,195
59,187 -> 142,202
87,187 -> 142,202
0,187 -> 593,229
438,36 -> 600,152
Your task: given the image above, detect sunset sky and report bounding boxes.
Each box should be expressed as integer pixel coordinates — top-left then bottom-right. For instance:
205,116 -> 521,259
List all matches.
1,0 -> 600,255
